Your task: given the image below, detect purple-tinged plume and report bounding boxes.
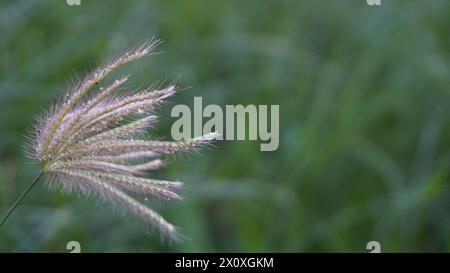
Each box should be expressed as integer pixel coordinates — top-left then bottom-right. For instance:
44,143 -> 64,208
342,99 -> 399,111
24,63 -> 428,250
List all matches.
26,39 -> 219,239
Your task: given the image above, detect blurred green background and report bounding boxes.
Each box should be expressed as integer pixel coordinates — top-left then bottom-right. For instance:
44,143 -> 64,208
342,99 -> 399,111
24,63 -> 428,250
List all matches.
1,0 -> 450,252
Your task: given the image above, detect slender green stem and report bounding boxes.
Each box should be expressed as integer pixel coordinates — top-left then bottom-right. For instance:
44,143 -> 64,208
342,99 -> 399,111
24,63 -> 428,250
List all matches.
0,172 -> 44,227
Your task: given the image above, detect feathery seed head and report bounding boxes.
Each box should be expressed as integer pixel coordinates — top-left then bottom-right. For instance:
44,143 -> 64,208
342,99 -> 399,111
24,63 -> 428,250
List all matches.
28,39 -> 219,239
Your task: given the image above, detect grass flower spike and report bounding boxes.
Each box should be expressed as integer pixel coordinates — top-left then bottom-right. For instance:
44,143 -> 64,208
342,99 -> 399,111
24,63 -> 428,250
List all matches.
0,39 -> 219,239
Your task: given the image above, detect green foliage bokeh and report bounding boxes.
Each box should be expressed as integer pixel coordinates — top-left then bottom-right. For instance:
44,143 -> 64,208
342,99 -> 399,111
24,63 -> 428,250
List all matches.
1,0 -> 450,252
